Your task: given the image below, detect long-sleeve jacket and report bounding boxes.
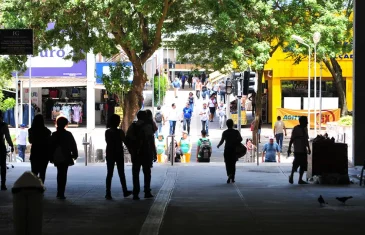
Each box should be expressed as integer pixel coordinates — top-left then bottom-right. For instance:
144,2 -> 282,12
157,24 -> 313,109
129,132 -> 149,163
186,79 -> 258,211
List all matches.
105,128 -> 125,161
49,129 -> 78,166
0,121 -> 13,155
28,126 -> 51,161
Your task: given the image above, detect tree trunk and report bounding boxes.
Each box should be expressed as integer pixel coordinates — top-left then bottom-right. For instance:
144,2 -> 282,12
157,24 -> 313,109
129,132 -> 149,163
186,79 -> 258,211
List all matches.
252,70 -> 264,146
323,58 -> 348,116
121,63 -> 147,131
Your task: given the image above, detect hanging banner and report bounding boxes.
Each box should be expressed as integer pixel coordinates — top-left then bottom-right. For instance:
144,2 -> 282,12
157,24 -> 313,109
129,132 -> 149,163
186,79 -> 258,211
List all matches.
277,108 -> 341,128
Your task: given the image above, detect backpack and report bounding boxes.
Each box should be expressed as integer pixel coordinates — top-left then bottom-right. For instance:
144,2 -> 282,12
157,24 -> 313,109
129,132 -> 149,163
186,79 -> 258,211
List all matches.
199,138 -> 211,159
53,145 -> 67,164
155,112 -> 163,123
173,81 -> 180,88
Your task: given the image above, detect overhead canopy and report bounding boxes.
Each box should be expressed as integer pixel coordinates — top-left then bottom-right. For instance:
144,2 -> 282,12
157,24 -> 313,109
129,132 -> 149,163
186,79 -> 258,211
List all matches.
8,78 -> 87,88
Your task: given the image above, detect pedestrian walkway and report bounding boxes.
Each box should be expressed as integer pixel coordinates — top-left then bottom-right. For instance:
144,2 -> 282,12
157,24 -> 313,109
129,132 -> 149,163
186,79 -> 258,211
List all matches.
1,164 -> 364,235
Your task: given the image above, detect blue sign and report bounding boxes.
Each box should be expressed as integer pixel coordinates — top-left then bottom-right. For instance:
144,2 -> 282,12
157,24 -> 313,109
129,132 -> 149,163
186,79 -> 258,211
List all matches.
95,62 -> 133,84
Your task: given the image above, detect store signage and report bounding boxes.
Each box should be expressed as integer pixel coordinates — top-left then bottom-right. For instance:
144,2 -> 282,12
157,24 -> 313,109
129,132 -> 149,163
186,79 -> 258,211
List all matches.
0,29 -> 33,55
95,62 -> 133,84
15,23 -> 86,77
277,108 -> 340,128
18,45 -> 87,77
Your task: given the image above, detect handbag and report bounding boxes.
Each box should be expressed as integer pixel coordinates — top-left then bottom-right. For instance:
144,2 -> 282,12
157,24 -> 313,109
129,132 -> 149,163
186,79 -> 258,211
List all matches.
250,121 -> 255,131
236,142 -> 247,158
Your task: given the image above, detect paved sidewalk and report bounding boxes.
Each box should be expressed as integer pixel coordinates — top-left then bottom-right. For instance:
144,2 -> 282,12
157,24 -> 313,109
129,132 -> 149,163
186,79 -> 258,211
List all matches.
1,164 -> 364,235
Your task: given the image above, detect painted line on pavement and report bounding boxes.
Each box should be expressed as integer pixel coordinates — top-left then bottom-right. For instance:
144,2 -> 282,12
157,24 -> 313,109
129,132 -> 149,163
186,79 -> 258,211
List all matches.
233,182 -> 261,232
139,167 -> 178,235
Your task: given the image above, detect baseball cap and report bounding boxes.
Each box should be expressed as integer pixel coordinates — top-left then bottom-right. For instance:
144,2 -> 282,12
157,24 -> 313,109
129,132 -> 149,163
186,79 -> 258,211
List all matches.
182,130 -> 188,134
20,124 -> 26,127
269,136 -> 274,140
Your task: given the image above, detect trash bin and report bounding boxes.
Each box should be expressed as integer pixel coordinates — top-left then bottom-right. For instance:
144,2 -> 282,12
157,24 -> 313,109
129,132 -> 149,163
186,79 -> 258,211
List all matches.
12,171 -> 45,235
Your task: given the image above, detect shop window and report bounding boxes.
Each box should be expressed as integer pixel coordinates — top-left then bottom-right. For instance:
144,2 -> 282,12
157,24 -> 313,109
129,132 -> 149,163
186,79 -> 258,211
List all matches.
281,80 -> 346,108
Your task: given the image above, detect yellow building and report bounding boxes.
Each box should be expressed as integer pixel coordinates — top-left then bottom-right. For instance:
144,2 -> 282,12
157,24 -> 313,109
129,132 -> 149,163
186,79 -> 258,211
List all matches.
265,47 -> 353,128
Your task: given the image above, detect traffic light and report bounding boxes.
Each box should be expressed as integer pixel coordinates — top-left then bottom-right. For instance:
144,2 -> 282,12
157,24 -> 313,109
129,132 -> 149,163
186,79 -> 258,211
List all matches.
231,72 -> 242,97
243,70 -> 256,95
226,78 -> 233,95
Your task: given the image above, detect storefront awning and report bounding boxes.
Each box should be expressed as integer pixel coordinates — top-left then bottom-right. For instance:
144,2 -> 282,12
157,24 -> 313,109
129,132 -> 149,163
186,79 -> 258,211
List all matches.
8,77 -> 87,88
210,74 -> 227,84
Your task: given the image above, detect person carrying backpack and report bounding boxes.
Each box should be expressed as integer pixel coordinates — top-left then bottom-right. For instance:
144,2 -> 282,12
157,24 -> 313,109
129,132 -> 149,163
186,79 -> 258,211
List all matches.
154,106 -> 164,138
49,116 -> 78,199
196,130 -> 212,163
125,111 -> 155,200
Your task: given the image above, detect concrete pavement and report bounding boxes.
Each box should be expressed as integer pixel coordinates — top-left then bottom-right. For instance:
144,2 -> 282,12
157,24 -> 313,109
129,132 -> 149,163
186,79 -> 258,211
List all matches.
0,164 -> 364,235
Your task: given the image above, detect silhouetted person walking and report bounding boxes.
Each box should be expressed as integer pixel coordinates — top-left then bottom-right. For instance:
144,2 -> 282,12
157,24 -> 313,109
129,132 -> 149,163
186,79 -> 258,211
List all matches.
126,111 -> 155,200
217,119 -> 242,183
288,116 -> 311,185
29,114 -> 51,184
0,110 -> 14,191
50,117 -> 78,199
105,114 -> 132,200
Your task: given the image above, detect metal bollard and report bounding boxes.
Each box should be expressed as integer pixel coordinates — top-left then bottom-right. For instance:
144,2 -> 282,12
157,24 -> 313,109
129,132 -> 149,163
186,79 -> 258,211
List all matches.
82,133 -> 90,166
12,171 -> 45,235
166,135 -> 175,166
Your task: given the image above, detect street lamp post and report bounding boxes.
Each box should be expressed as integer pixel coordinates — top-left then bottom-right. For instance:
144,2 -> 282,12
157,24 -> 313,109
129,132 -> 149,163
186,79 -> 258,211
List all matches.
292,35 -> 311,133
319,62 -> 323,132
313,32 -> 321,136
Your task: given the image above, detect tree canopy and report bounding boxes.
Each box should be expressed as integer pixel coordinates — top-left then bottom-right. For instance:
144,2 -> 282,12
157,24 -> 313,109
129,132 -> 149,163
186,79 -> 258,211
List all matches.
0,0 -> 192,129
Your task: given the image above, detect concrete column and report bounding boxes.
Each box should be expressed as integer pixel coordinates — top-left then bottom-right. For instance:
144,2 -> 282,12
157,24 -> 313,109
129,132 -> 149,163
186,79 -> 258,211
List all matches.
87,53 -> 96,131
353,0 -> 365,166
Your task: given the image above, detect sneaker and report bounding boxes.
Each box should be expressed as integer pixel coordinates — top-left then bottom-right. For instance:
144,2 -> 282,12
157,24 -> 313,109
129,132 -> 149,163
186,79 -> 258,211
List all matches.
0,185 -> 7,191
133,195 -> 140,200
123,191 -> 132,198
298,180 -> 308,185
144,193 -> 154,199
105,194 -> 113,200
289,175 -> 293,184
57,195 -> 66,200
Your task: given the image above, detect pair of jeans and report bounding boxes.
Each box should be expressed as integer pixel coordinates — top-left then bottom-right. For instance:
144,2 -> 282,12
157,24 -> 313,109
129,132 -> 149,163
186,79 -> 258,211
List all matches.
202,90 -> 208,99
219,115 -> 226,129
220,92 -> 226,104
201,120 -> 209,135
155,122 -> 163,138
132,161 -> 151,196
31,160 -> 49,184
275,133 -> 284,151
23,104 -> 29,126
193,82 -> 196,90
56,164 -> 69,196
0,153 -> 6,185
196,90 -> 200,99
169,120 -> 177,135
3,109 -> 15,127
17,145 -> 26,162
183,118 -> 191,134
106,158 -> 128,193
22,105 -> 35,126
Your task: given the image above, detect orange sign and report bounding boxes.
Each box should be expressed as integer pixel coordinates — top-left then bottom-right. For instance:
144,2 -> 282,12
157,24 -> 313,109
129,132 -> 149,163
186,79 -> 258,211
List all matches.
277,108 -> 341,128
